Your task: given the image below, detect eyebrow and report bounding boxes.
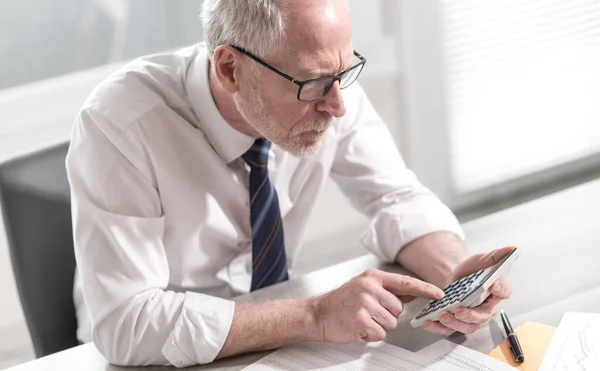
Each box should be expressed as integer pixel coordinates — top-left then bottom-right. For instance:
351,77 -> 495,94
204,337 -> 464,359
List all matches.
314,59 -> 355,78
295,50 -> 357,80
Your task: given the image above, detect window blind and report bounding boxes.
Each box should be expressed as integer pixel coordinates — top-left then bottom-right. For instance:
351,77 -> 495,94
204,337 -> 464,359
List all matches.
441,0 -> 600,192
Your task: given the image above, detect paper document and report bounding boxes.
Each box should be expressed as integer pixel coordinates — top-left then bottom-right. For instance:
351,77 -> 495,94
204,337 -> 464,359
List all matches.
418,340 -> 517,371
242,341 -> 466,371
539,312 -> 600,371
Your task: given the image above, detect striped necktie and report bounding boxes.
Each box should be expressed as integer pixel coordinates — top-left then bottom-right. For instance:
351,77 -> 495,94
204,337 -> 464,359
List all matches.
242,138 -> 289,291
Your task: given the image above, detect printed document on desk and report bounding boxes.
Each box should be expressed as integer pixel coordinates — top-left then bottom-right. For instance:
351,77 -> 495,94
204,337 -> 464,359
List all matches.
417,339 -> 517,371
539,312 -> 600,371
243,341 -> 491,370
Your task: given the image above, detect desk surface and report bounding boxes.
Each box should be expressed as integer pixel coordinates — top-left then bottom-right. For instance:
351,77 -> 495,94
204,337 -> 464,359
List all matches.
8,179 -> 600,371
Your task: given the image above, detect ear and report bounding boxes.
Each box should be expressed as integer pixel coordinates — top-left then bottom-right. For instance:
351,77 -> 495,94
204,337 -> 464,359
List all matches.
212,45 -> 242,94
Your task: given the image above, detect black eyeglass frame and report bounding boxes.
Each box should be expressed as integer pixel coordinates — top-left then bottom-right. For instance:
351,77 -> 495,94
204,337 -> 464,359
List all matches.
229,45 -> 367,102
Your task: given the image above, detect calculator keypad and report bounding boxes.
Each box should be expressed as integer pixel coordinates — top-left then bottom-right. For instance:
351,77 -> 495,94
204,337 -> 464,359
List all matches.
415,269 -> 485,319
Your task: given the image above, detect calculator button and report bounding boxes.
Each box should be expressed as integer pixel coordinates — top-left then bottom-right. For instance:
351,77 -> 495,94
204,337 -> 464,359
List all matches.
444,286 -> 455,293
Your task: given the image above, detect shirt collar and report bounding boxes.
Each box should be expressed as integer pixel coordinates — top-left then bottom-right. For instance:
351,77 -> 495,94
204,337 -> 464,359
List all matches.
186,43 -> 255,164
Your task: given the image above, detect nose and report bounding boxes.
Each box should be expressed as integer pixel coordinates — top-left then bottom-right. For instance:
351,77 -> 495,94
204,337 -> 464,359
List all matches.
315,81 -> 346,118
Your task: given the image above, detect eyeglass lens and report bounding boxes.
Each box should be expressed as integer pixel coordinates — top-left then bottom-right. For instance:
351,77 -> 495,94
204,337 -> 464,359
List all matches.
298,63 -> 364,101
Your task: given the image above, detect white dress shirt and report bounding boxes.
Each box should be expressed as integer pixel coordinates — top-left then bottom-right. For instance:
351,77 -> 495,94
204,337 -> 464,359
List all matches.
66,42 -> 463,367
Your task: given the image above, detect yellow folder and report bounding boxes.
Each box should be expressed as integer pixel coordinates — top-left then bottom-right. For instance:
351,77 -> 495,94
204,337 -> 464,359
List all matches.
488,321 -> 556,370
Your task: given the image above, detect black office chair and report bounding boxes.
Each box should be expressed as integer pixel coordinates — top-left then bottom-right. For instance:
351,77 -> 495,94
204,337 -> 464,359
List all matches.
0,142 -> 78,358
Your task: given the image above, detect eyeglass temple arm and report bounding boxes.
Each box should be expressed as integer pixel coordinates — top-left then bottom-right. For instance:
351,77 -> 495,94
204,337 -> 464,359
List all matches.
229,45 -> 300,86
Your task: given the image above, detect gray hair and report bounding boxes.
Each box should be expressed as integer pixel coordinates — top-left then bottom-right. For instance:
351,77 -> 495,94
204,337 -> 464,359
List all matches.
201,0 -> 288,59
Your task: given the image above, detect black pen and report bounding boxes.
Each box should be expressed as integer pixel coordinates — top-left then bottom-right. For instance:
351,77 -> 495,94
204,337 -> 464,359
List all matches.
500,310 -> 524,363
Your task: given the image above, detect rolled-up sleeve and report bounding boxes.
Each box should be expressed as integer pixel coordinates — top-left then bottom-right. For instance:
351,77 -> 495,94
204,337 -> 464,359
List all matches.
331,84 -> 464,263
66,108 -> 234,367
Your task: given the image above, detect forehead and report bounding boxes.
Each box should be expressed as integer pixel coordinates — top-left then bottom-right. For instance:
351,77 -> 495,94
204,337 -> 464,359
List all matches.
286,0 -> 351,47
282,0 -> 353,73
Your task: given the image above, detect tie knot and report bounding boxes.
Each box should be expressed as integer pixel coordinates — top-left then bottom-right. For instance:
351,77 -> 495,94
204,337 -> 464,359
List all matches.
242,138 -> 272,168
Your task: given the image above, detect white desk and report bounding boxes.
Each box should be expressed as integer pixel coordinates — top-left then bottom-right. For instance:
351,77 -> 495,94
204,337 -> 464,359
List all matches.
8,179 -> 600,370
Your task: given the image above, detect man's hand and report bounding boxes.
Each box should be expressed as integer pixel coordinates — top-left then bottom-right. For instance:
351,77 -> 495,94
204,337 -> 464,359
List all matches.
311,269 -> 444,343
422,246 -> 515,336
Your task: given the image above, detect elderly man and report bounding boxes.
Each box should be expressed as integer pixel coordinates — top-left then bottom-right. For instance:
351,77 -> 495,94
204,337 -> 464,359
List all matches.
66,0 -> 512,367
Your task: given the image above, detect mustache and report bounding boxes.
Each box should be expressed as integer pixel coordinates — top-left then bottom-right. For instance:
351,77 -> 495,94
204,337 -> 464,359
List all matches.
297,118 -> 332,134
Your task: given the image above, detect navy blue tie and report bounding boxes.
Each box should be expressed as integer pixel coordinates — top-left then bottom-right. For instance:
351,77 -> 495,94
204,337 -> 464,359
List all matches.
242,139 -> 289,291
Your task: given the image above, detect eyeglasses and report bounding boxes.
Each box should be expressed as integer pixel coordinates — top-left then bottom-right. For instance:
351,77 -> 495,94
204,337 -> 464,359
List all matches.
230,45 -> 367,102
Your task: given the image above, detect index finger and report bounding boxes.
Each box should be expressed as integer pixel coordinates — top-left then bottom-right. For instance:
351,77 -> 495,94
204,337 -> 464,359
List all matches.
380,272 -> 444,300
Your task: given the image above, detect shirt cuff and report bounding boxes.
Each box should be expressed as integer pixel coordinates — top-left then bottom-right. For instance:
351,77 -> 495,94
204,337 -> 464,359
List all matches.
360,201 -> 464,263
162,292 -> 235,368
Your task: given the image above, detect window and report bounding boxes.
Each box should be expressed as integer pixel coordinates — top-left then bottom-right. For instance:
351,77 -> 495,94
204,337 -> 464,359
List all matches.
396,0 -> 600,212
0,0 -> 204,91
443,0 -> 600,193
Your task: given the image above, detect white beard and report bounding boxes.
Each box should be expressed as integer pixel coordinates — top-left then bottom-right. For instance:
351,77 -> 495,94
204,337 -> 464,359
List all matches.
234,80 -> 330,157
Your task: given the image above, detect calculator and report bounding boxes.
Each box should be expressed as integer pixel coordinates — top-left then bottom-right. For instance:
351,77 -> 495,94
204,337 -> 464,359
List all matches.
410,247 -> 520,328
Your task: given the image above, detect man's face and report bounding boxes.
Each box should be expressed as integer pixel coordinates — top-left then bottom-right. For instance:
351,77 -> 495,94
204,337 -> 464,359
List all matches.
234,0 -> 353,156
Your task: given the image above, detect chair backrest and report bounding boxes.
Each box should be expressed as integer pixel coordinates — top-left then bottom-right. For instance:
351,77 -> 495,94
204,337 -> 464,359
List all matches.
0,142 -> 78,357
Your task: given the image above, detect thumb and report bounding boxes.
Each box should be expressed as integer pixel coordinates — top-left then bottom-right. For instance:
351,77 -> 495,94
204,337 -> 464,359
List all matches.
453,246 -> 516,279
